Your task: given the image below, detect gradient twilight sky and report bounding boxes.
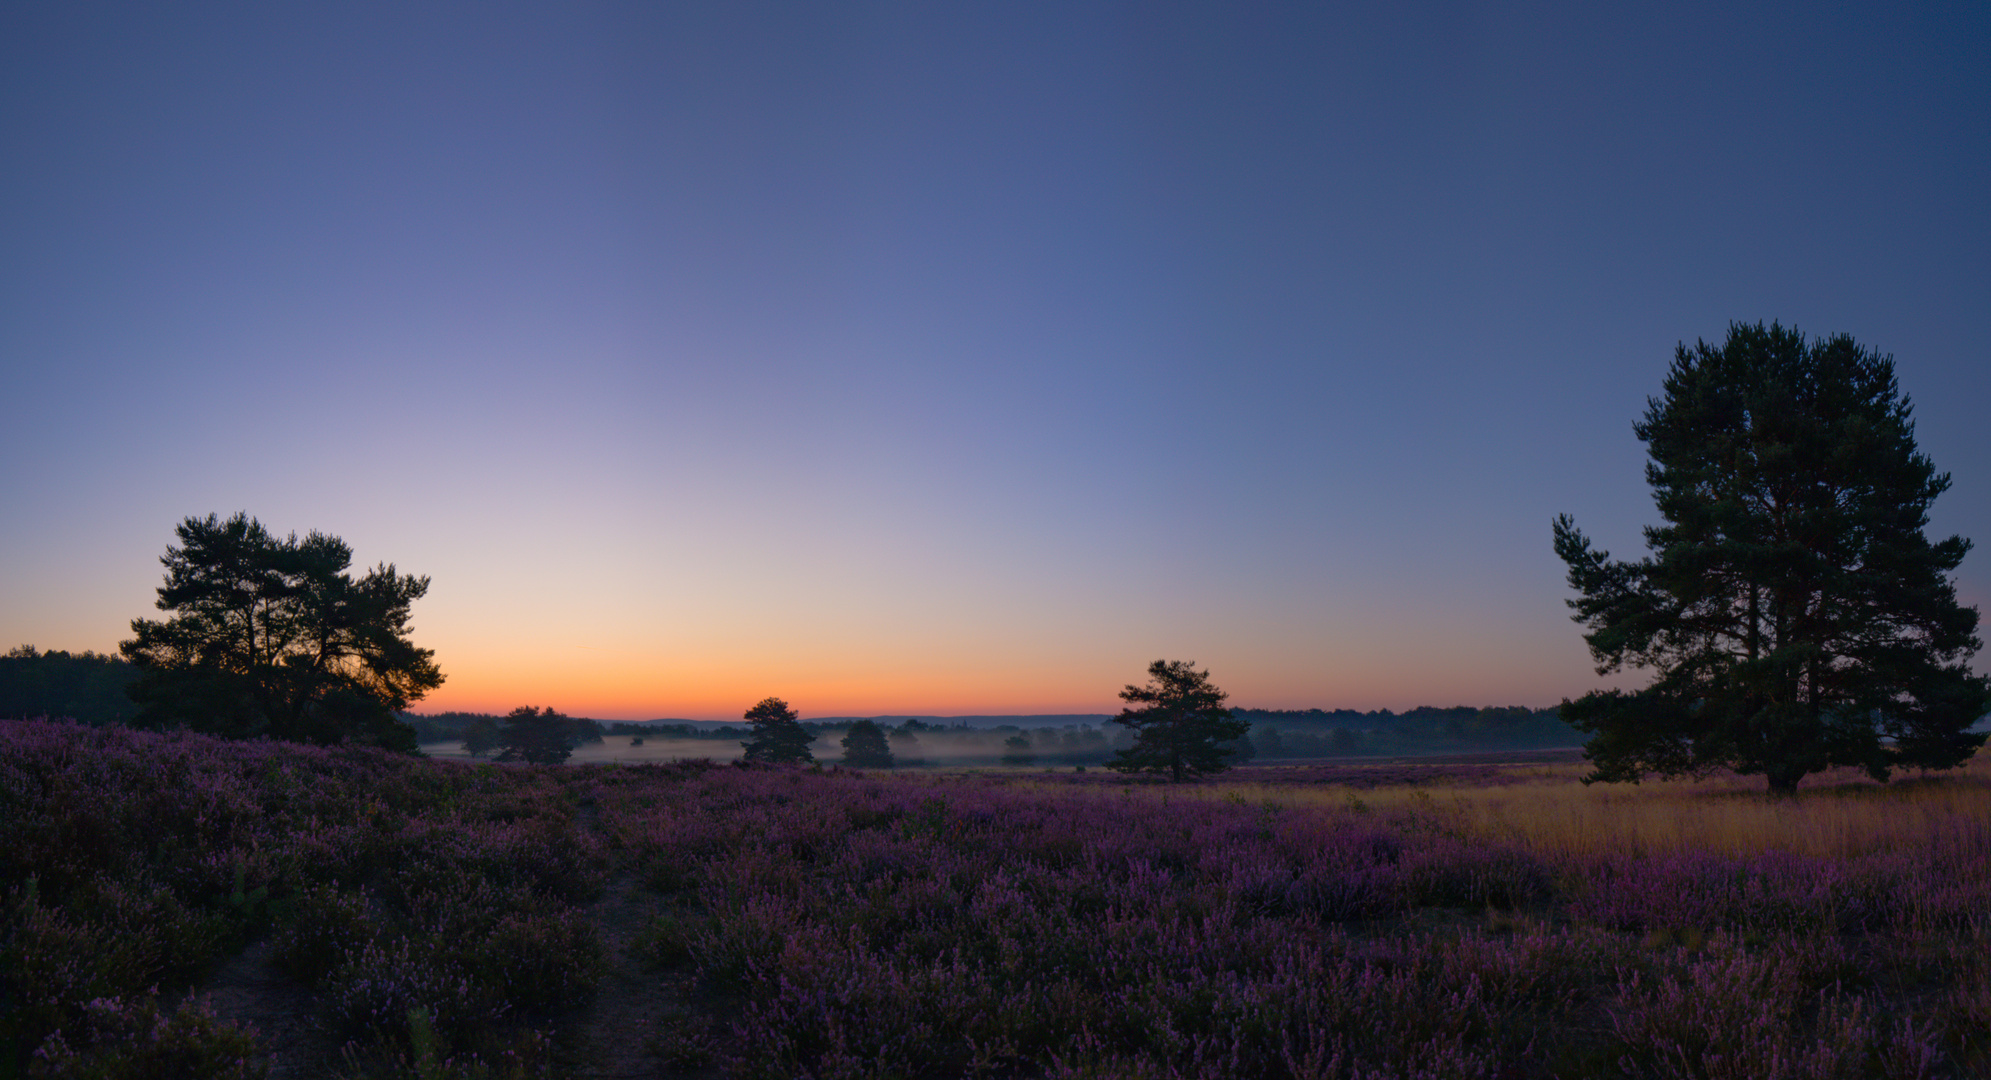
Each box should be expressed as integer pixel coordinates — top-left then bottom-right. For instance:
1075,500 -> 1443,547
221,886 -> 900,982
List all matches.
3,3 -> 1987,721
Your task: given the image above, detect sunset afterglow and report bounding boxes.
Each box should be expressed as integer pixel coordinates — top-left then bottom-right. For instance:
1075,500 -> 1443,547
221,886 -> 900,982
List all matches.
3,4 -> 1986,721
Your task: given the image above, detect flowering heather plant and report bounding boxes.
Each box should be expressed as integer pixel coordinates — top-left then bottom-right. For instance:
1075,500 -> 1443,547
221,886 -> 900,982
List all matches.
334,1008 -> 559,1080
321,935 -> 513,1043
3,881 -> 159,1060
1,721 -> 605,1075
26,993 -> 269,1080
1605,933 -> 1948,1079
5,719 -> 1989,1076
590,762 -> 1990,1076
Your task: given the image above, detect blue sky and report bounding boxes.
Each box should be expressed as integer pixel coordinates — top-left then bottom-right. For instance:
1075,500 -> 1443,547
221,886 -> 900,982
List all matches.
3,2 -> 1986,719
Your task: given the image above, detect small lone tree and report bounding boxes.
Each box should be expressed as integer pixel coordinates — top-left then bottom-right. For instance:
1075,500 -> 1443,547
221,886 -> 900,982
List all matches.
839,720 -> 894,768
1106,660 -> 1249,782
741,697 -> 815,764
462,715 -> 501,758
1555,322 -> 1989,793
494,706 -> 581,765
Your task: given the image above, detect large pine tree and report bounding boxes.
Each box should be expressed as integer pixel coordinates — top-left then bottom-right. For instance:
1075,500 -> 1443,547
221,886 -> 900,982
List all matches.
120,513 -> 442,751
1554,323 -> 1988,792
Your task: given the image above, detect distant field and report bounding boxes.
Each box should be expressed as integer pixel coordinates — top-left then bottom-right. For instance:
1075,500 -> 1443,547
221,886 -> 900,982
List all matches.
419,739 -> 1592,769
7,719 -> 1987,1078
424,736 -> 750,764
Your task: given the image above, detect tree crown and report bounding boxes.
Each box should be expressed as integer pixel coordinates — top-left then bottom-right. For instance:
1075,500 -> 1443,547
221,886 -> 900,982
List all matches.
1555,323 -> 1987,791
494,706 -> 582,765
741,696 -> 816,764
839,719 -> 894,768
1106,660 -> 1249,782
120,513 -> 441,750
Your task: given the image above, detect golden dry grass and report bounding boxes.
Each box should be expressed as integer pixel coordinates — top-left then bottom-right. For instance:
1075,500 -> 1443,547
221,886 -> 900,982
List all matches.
1172,753 -> 1991,859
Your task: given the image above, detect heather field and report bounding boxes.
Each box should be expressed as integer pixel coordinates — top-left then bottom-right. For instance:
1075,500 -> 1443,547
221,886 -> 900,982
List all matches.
3,720 -> 1988,1079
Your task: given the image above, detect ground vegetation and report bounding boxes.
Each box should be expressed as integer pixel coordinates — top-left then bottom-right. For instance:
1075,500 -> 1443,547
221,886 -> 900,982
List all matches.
4,718 -> 1989,1077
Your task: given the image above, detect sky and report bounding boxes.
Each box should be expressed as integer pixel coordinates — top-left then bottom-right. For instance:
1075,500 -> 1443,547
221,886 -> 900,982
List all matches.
3,2 -> 1987,721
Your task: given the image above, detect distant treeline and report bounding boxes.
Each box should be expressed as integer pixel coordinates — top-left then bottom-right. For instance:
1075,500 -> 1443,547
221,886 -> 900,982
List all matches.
1237,706 -> 1581,756
400,711 -> 612,745
402,706 -> 1582,764
0,646 -> 139,726
605,720 -> 738,740
4,652 -> 1582,761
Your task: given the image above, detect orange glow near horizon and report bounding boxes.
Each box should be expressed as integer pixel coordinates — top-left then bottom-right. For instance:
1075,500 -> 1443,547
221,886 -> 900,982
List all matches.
409,636 -> 1598,722
413,656 -> 1128,721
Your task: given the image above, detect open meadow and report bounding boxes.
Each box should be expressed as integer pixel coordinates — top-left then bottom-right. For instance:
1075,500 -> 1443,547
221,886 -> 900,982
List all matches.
4,718 -> 1988,1079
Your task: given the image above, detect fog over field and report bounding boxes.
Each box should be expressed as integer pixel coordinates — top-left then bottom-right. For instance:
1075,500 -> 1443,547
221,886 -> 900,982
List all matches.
423,724 -> 1130,768
410,703 -> 1588,768
425,737 -> 746,765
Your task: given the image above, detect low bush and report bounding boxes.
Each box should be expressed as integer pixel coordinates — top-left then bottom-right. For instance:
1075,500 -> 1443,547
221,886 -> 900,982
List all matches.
26,995 -> 267,1080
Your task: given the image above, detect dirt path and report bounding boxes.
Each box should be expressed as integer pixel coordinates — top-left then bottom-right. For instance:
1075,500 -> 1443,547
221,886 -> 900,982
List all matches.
566,873 -> 677,1079
197,812 -> 713,1077
197,938 -> 343,1079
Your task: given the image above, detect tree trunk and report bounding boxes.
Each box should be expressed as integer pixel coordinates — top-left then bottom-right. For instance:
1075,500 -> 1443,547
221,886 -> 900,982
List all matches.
1765,769 -> 1802,796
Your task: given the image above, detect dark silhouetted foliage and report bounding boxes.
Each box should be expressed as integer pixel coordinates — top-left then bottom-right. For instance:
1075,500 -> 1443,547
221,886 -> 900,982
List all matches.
119,513 -> 442,751
839,719 -> 894,768
462,715 -> 501,758
401,710 -> 492,742
741,697 -> 815,764
0,646 -> 138,725
1232,706 -> 1580,756
605,720 -> 731,740
409,709 -> 607,748
1555,323 -> 1989,792
999,734 -> 1035,767
1107,660 -> 1249,782
494,706 -> 585,765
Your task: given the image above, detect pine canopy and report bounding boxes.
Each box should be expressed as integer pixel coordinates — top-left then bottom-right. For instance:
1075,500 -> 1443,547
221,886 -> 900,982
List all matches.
1554,323 -> 1988,792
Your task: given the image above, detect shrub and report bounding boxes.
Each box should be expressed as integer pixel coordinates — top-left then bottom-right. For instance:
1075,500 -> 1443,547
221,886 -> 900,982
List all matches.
26,995 -> 268,1080
270,883 -> 379,984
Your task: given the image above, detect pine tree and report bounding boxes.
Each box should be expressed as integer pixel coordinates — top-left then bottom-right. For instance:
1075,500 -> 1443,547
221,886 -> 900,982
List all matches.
1106,660 -> 1248,782
839,720 -> 894,768
463,715 -> 501,758
741,697 -> 816,764
120,512 -> 441,751
1555,323 -> 1988,792
494,706 -> 579,765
